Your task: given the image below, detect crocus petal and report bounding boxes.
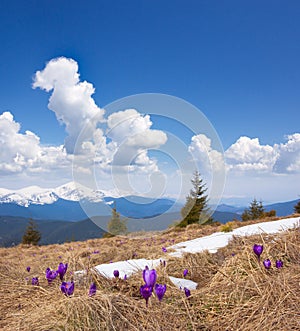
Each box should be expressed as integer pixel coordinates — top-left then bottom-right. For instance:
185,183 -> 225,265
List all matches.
143,268 -> 157,287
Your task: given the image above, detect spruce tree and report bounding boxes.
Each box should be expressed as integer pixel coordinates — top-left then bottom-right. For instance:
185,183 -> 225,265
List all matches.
177,171 -> 212,227
22,219 -> 41,245
107,203 -> 127,235
242,198 -> 265,221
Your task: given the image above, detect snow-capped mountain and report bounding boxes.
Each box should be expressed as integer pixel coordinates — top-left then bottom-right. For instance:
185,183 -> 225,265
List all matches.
0,182 -> 121,207
0,182 -> 181,221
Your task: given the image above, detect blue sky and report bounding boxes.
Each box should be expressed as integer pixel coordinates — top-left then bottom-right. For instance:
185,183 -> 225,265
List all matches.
0,0 -> 300,204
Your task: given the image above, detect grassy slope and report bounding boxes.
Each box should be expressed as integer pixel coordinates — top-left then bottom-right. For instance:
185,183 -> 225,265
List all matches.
0,215 -> 299,331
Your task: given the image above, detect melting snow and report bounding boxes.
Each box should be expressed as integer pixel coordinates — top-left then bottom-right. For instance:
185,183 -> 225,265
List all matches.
82,217 -> 299,291
169,276 -> 198,290
168,216 -> 300,257
93,258 -> 161,279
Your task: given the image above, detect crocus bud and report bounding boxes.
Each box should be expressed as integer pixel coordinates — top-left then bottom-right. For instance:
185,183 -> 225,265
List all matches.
263,259 -> 271,269
184,287 -> 191,297
253,244 -> 263,258
113,270 -> 119,278
89,282 -> 96,296
275,259 -> 283,269
155,284 -> 166,302
57,263 -> 68,281
31,277 -> 39,286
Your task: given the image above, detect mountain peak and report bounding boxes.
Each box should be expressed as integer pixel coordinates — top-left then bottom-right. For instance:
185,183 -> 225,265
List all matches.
0,182 -> 115,206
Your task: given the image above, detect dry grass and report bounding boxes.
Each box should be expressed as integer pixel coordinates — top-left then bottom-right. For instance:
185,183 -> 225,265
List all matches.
0,215 -> 299,330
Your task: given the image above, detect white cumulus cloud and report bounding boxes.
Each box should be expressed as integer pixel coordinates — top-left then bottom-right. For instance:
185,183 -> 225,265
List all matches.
273,133 -> 300,173
0,111 -> 71,178
33,57 -> 105,154
0,112 -> 41,173
32,59 -> 168,182
225,136 -> 277,172
188,134 -> 225,173
106,109 -> 167,169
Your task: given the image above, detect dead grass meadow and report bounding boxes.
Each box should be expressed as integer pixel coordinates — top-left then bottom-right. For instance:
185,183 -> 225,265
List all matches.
0,215 -> 299,330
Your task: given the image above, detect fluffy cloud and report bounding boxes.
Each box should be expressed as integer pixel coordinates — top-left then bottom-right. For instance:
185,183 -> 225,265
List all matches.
224,134 -> 300,174
0,112 -> 40,173
107,109 -> 167,168
188,134 -> 225,174
273,133 -> 300,173
32,58 -> 167,181
33,57 -> 105,154
0,111 -> 71,176
225,136 -> 277,172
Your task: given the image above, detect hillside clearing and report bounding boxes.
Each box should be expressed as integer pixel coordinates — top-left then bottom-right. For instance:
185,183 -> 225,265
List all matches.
0,215 -> 299,330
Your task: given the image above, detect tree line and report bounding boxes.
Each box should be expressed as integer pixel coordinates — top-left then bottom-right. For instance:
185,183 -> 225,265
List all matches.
21,172 -> 300,244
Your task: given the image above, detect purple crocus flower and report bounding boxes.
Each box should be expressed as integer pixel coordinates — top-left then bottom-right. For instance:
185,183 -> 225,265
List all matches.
113,270 -> 119,278
263,259 -> 271,269
124,274 -> 127,281
155,284 -> 166,302
60,281 -> 74,296
57,262 -> 68,281
26,266 -> 31,272
140,284 -> 153,306
143,267 -> 157,287
162,247 -> 167,253
45,267 -> 58,284
253,244 -> 264,259
275,259 -> 283,269
31,277 -> 39,286
89,282 -> 96,297
184,287 -> 191,297
183,269 -> 188,277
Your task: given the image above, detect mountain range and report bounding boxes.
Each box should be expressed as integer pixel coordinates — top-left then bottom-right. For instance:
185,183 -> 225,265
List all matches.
0,182 -> 298,247
0,182 -> 182,220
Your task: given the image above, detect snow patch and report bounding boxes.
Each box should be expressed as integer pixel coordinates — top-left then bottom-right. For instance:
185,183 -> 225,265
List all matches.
168,217 -> 300,257
93,258 -> 161,279
169,276 -> 198,290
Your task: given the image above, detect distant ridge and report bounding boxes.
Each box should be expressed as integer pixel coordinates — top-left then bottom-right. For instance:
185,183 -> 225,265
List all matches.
0,216 -> 105,247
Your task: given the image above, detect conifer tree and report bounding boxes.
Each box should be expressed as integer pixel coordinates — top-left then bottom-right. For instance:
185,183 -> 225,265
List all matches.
22,219 -> 41,245
177,171 -> 213,227
107,203 -> 127,235
242,198 -> 265,221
